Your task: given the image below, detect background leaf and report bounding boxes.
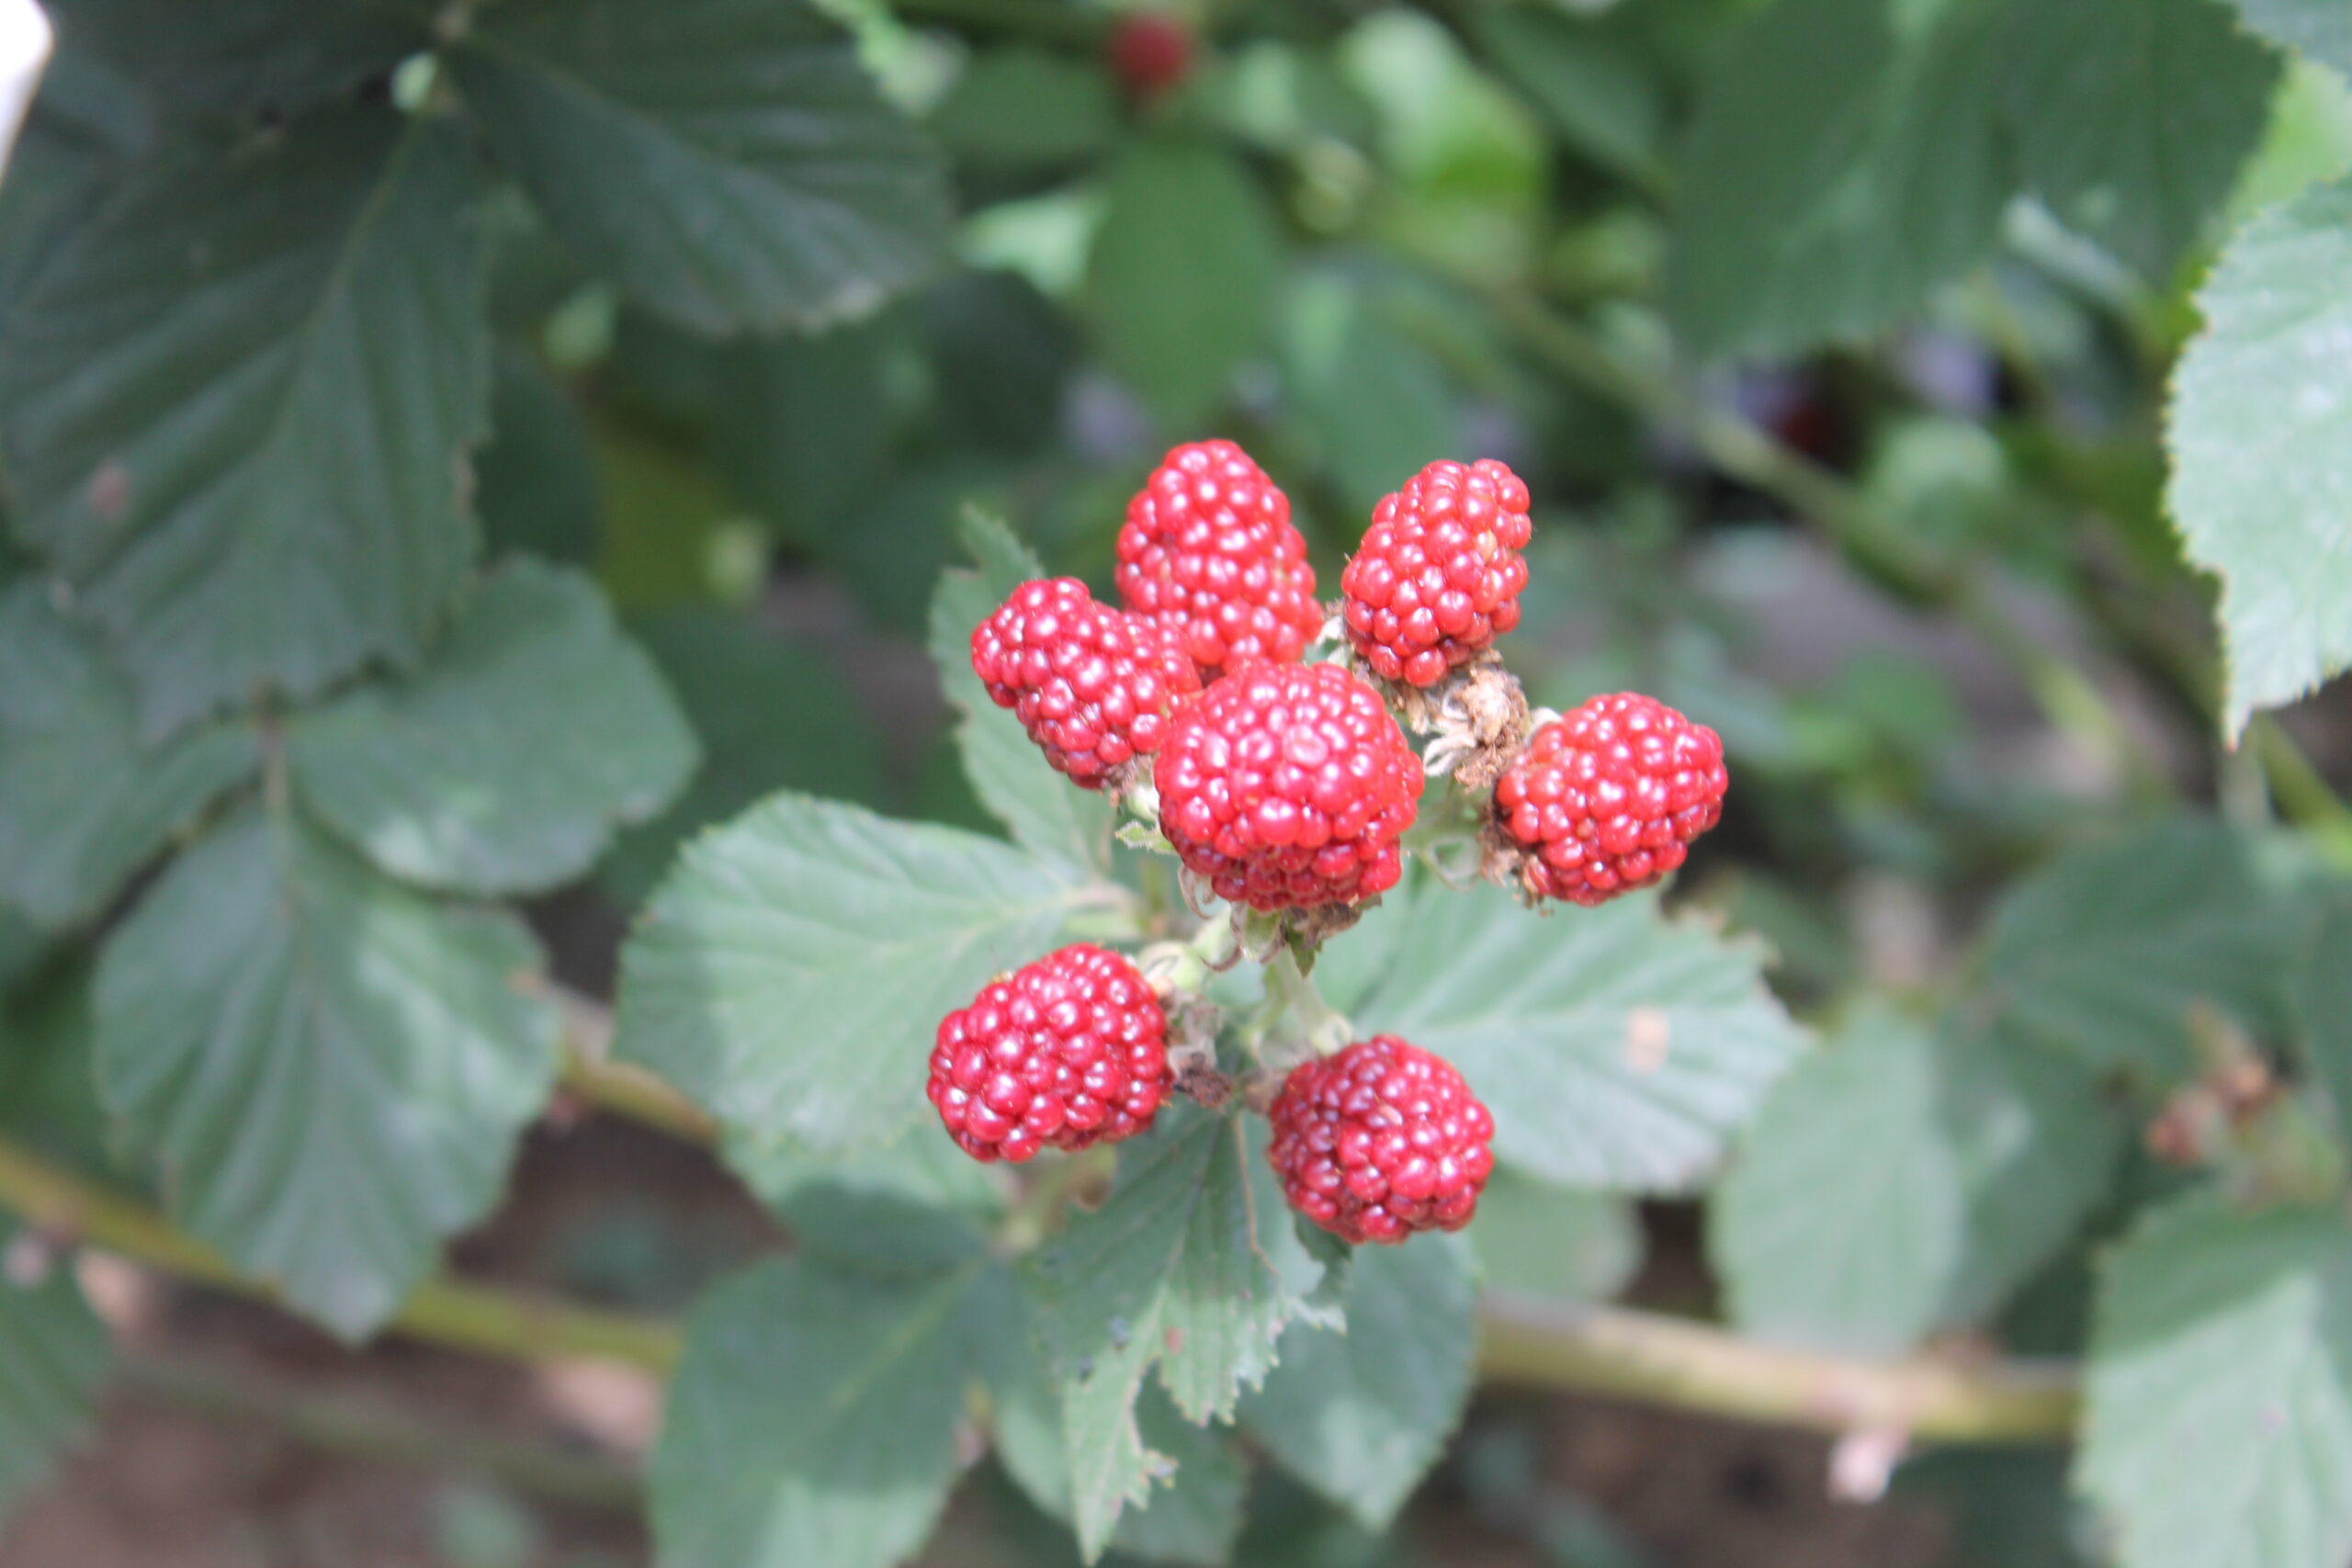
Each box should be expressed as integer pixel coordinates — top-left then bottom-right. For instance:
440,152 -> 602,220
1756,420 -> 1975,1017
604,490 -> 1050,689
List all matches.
2228,0 -> 2352,75
1241,1233 -> 1479,1531
1469,1171 -> 1643,1306
0,584 -> 254,928
1085,138 -> 1283,427
96,807 -> 560,1337
450,0 -> 952,335
2077,1190 -> 2352,1568
597,607 -> 885,908
614,792 -> 1094,1150
2168,175 -> 2352,734
1980,819 -> 2301,1080
1668,0 -> 2009,357
651,1257 -> 982,1568
2000,0 -> 2278,278
0,107 -> 491,738
1711,1007 -> 2123,1353
288,558 -> 697,897
1352,882 -> 1807,1192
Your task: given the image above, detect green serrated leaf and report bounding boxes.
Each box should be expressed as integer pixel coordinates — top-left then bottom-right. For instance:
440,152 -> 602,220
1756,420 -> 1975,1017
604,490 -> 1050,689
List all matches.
2169,175 -> 2352,733
987,1302 -> 1250,1568
288,559 -> 696,897
1982,820 -> 2301,1079
2077,1189 -> 2352,1568
929,47 -> 1120,166
96,805 -> 560,1339
597,607 -> 886,907
0,583 -> 255,928
0,1220 -> 111,1525
0,965 -> 114,1173
2002,0 -> 2278,278
1085,138 -> 1283,427
651,1257 -> 981,1568
1025,1104 -> 1340,1559
927,528 -> 1116,877
1711,1006 -> 2124,1354
1241,1233 -> 1478,1531
1351,882 -> 1805,1192
0,106 -> 491,739
614,792 -> 1094,1150
2228,0 -> 2352,76
1470,1169 -> 1642,1306
1668,0 -> 2010,357
449,0 -> 952,336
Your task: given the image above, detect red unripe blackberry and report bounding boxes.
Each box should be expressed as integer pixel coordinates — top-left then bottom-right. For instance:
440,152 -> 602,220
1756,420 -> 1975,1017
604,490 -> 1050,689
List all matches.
1492,693 -> 1727,907
1108,12 -> 1193,98
1266,1036 -> 1495,1245
971,577 -> 1202,788
1343,457 -> 1532,687
1116,440 -> 1322,681
1154,662 -> 1421,911
927,945 -> 1171,1164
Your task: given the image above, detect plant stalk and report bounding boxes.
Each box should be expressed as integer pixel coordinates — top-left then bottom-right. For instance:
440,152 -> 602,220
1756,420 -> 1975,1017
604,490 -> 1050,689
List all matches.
0,1124 -> 2077,1447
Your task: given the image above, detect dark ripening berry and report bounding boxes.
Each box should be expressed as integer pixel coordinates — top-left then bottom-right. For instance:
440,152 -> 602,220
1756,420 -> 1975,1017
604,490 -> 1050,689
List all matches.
1267,1036 -> 1495,1245
928,945 -> 1172,1164
1108,11 -> 1194,99
1492,692 -> 1727,907
1155,661 -> 1422,911
971,577 -> 1202,788
1343,457 -> 1532,687
1116,439 -> 1322,682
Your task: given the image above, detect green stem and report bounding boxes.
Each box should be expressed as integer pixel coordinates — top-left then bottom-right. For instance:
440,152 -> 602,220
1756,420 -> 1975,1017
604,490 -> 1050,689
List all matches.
1478,1295 -> 2078,1444
120,1355 -> 644,1510
0,1132 -> 2077,1445
0,1139 -> 680,1374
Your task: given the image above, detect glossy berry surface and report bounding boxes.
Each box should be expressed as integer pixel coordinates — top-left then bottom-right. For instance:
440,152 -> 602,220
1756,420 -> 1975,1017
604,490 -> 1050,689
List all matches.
1492,693 -> 1727,907
1116,440 -> 1322,681
971,577 -> 1201,787
1266,1036 -> 1495,1245
927,945 -> 1171,1164
1108,12 -> 1193,97
1155,661 -> 1422,910
1343,457 -> 1532,686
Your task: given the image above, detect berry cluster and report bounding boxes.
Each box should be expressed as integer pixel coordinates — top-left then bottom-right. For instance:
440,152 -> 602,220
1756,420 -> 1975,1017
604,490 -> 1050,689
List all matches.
941,438 -> 1730,1248
1266,1036 -> 1495,1244
971,577 -> 1199,788
1342,458 -> 1532,686
927,945 -> 1172,1163
1491,693 -> 1728,907
1116,440 -> 1323,680
1156,662 -> 1422,911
